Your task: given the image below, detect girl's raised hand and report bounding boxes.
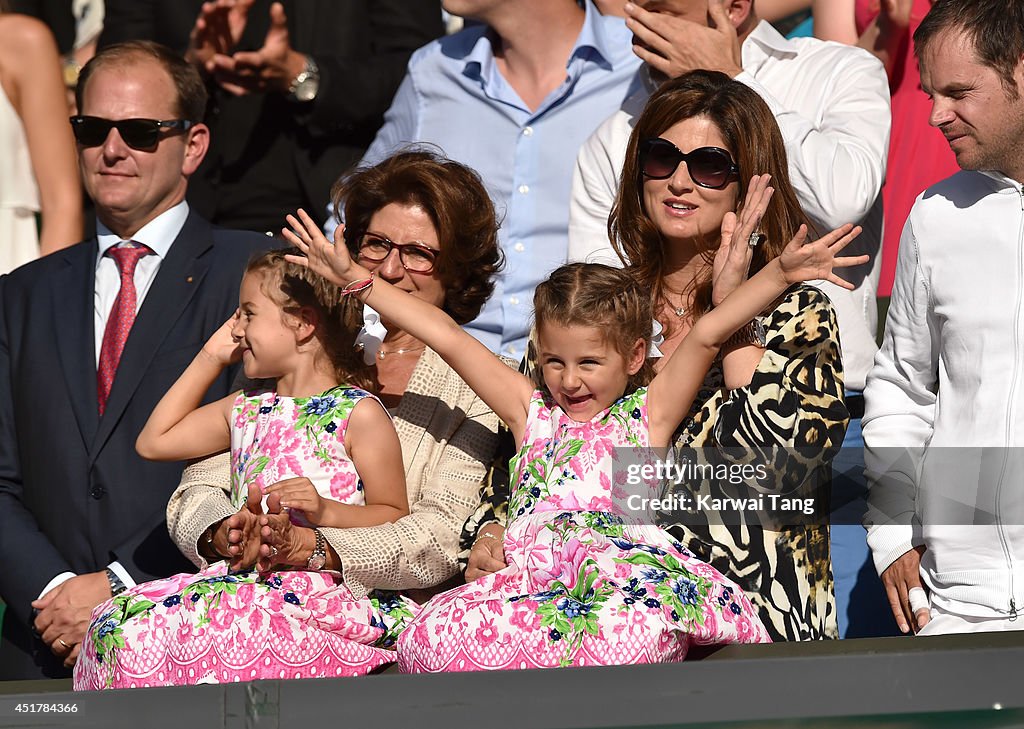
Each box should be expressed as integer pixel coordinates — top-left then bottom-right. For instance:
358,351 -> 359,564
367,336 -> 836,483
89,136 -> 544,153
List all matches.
779,223 -> 867,289
282,208 -> 369,286
713,174 -> 773,306
200,311 -> 243,367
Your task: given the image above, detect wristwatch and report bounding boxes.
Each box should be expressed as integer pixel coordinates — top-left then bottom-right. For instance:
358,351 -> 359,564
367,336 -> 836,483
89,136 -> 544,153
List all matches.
306,528 -> 327,571
724,317 -> 767,349
105,567 -> 127,597
287,55 -> 320,103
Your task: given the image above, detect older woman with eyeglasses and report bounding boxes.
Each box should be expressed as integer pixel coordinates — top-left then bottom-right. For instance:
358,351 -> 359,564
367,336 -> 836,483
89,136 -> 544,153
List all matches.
469,70 -> 852,642
74,150 -> 507,689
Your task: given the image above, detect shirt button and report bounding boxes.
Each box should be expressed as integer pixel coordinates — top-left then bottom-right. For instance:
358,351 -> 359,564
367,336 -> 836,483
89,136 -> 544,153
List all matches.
505,345 -> 517,355
518,184 -> 529,194
509,296 -> 519,306
90,485 -> 106,500
522,126 -> 534,136
513,242 -> 525,253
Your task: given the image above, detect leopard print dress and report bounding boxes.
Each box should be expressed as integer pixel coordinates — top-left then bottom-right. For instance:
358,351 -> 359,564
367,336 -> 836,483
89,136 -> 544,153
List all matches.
462,284 -> 845,641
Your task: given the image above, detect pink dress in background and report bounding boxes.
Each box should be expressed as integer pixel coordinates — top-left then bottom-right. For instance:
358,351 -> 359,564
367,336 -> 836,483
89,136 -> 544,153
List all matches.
74,387 -> 417,690
856,0 -> 958,296
398,388 -> 770,673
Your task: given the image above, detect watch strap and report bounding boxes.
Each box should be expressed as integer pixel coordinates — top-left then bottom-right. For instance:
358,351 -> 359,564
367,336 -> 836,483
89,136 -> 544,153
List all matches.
306,528 -> 327,570
723,317 -> 767,350
105,567 -> 127,597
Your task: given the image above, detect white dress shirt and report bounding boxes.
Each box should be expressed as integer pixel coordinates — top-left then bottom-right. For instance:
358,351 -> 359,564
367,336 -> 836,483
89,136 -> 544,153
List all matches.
39,202 -> 190,599
568,21 -> 891,390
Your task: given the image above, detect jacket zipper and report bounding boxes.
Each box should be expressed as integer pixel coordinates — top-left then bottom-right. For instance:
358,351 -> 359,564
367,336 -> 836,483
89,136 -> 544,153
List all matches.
1001,185 -> 1024,621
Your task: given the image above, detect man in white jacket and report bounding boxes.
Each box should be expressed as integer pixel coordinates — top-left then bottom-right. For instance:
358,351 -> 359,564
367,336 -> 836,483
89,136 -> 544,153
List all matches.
864,0 -> 1024,636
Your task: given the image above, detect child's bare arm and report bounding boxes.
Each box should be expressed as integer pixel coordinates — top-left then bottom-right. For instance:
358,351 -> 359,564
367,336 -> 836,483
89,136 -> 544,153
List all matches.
136,315 -> 239,461
283,209 -> 534,443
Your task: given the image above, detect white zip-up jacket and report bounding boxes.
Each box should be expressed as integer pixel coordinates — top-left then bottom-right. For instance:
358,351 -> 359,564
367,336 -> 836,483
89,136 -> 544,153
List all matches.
864,169 -> 1024,619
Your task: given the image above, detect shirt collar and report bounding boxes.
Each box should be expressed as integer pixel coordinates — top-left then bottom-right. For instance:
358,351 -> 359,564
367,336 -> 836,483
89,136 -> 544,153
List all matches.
96,201 -> 189,263
571,1 -> 619,72
462,2 -> 619,84
741,19 -> 799,69
979,169 -> 1024,193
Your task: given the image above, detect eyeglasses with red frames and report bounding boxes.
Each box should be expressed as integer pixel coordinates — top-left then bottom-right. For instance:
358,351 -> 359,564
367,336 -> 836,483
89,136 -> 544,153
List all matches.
639,138 -> 740,190
356,232 -> 440,274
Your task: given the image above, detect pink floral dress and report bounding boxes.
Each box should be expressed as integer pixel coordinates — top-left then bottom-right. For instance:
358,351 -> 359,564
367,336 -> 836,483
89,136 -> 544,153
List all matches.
74,386 -> 417,690
398,388 -> 770,672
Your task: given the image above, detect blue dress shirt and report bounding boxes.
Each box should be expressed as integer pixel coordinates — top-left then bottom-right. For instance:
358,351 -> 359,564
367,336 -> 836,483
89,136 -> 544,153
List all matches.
333,3 -> 641,360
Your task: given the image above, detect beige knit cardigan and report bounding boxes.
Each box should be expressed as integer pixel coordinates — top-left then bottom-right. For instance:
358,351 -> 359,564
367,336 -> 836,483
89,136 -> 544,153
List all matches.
166,347 -> 501,599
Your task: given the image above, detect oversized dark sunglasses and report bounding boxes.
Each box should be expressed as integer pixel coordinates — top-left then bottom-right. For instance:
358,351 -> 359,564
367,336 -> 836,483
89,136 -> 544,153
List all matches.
639,138 -> 739,189
357,232 -> 440,274
69,116 -> 195,150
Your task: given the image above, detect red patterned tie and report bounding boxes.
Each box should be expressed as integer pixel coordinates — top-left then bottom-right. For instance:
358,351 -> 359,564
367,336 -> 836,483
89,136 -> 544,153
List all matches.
97,243 -> 151,415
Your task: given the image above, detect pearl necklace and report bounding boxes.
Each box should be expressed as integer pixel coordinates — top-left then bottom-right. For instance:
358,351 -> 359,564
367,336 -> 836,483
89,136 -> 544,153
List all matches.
377,345 -> 425,360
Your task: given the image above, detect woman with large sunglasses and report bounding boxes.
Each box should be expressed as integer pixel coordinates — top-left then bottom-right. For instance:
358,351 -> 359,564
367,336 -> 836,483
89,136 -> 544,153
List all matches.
469,70 -> 849,642
612,70 -> 848,641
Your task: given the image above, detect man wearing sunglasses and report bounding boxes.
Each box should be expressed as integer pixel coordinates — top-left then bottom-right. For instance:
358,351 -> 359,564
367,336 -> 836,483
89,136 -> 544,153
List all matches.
0,41 -> 268,679
567,0 -> 892,639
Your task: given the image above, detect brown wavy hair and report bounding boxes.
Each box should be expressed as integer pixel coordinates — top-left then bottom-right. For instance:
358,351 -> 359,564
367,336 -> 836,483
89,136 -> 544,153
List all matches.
609,70 -> 808,328
246,247 -> 372,391
332,149 -> 503,325
533,263 -> 655,393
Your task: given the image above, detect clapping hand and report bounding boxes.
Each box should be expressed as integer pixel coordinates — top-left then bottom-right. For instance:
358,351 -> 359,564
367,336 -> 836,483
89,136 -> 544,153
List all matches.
207,2 -> 306,96
264,477 -> 327,526
283,208 -> 370,287
187,0 -> 255,71
778,223 -> 867,288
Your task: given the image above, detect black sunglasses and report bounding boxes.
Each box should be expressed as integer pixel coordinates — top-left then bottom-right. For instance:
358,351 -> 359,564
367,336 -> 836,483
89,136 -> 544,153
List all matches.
69,116 -> 195,150
639,138 -> 739,190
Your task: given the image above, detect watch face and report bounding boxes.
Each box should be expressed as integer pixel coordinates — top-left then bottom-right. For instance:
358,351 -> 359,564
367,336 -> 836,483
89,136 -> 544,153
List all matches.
752,319 -> 767,347
308,553 -> 326,570
293,73 -> 319,102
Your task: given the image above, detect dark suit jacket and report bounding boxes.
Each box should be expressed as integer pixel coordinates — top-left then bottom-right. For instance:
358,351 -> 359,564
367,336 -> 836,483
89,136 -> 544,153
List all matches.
99,0 -> 444,231
0,212 -> 268,679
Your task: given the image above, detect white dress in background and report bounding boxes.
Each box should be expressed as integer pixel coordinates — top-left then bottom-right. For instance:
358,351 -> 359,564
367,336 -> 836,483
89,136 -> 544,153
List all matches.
0,78 -> 40,274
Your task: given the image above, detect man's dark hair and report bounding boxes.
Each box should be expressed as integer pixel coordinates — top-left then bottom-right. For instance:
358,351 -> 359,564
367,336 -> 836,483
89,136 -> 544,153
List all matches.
76,40 -> 208,121
915,0 -> 1024,97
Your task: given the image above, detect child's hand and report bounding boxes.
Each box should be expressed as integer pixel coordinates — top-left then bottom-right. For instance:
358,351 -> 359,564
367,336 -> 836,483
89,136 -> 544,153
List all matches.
282,209 -> 369,286
200,311 -> 243,367
264,477 -> 326,525
778,223 -> 868,290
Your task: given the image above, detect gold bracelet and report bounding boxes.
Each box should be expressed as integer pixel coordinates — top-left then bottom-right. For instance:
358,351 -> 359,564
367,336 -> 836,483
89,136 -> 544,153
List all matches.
474,532 -> 502,543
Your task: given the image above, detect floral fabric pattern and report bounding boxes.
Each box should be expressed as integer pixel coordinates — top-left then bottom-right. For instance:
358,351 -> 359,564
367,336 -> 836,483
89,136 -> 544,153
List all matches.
398,389 -> 770,673
74,386 -> 417,690
230,387 -> 365,524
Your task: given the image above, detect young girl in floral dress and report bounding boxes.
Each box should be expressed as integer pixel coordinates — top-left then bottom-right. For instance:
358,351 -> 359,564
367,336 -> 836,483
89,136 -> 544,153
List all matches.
284,207 -> 865,671
74,248 -> 414,689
